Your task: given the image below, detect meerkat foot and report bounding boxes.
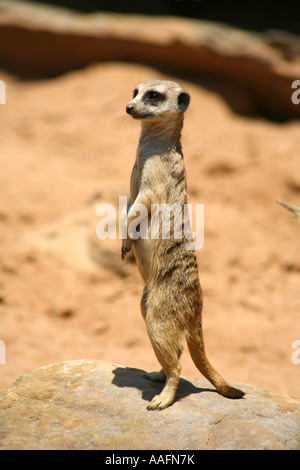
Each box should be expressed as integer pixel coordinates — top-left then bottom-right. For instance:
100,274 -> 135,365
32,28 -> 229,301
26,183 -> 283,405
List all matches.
144,369 -> 166,383
147,392 -> 174,411
121,239 -> 133,260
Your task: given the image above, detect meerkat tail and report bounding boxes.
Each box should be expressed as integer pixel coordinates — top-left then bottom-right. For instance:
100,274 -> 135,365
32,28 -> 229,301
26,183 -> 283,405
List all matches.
186,321 -> 245,399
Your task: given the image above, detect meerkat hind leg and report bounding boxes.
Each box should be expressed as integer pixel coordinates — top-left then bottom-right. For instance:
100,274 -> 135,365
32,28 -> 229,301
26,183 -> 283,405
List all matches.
144,327 -> 184,385
141,290 -> 166,382
144,343 -> 183,383
144,368 -> 166,383
146,323 -> 183,410
147,363 -> 181,411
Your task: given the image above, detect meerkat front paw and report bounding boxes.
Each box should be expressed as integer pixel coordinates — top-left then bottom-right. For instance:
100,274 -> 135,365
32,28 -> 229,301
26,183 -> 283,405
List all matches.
121,238 -> 133,260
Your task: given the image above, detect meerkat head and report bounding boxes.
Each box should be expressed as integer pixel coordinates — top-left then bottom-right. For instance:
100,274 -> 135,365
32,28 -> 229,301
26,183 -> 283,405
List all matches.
126,80 -> 190,122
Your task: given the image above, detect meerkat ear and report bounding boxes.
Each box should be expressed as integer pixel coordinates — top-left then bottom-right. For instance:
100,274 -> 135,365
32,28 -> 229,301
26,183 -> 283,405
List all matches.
177,92 -> 190,112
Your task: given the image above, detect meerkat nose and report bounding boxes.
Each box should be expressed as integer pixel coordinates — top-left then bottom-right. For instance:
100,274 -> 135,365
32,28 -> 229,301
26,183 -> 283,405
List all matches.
126,104 -> 135,115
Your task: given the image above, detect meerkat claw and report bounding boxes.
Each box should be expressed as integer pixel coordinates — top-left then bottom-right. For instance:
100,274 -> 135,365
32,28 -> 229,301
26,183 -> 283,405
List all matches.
147,393 -> 174,411
121,239 -> 132,260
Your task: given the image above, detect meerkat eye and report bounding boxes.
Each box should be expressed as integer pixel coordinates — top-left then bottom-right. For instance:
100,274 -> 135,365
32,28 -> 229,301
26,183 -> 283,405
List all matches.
145,91 -> 165,102
132,89 -> 138,98
149,91 -> 160,101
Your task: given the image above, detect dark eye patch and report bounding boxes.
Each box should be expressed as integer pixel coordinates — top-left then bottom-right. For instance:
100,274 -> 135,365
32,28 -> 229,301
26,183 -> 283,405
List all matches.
132,89 -> 138,98
144,90 -> 166,103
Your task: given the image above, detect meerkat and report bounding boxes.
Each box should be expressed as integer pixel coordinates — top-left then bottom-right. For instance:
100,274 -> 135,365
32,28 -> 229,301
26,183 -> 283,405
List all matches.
122,80 -> 244,410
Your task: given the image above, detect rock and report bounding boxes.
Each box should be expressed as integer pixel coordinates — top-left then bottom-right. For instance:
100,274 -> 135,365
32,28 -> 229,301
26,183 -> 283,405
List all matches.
0,1 -> 299,120
0,360 -> 299,450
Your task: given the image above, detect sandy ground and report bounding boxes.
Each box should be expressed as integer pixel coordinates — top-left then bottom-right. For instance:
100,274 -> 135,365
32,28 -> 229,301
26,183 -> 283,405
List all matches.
0,61 -> 299,397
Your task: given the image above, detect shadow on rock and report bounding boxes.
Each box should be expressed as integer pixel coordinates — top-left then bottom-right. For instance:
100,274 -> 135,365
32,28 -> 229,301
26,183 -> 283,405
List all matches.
111,366 -> 216,406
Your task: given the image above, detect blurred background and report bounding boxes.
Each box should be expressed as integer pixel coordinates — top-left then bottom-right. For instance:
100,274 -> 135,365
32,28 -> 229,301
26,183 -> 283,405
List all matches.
0,0 -> 299,396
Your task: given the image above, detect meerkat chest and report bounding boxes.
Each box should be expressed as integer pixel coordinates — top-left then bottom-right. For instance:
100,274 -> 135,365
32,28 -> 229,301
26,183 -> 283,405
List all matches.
139,153 -> 186,205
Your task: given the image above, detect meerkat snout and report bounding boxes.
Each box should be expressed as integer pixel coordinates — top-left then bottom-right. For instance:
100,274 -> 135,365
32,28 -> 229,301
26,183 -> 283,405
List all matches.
126,104 -> 135,115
